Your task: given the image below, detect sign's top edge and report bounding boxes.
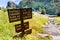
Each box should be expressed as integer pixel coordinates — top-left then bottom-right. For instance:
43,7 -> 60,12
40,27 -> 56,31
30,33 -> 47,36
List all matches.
7,9 -> 20,11
7,8 -> 32,11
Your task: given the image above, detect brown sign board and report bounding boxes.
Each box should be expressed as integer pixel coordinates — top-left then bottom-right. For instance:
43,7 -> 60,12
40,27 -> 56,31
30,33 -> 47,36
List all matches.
15,24 -> 22,33
24,29 -> 32,34
7,8 -> 32,23
15,22 -> 29,33
21,8 -> 32,20
7,9 -> 21,23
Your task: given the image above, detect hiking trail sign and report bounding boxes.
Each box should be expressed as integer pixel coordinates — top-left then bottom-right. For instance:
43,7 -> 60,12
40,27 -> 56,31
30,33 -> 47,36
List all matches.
7,8 -> 32,38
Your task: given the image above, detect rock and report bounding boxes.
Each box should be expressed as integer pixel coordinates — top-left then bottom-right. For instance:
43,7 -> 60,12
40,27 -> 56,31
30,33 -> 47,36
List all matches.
37,33 -> 48,37
6,1 -> 18,9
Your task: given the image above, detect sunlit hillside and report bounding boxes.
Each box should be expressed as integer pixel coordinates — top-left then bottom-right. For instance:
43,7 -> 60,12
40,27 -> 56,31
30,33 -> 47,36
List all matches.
0,10 -> 52,40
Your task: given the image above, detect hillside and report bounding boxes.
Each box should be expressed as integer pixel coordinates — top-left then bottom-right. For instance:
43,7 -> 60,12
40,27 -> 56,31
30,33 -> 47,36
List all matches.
6,0 -> 60,15
0,9 -> 53,40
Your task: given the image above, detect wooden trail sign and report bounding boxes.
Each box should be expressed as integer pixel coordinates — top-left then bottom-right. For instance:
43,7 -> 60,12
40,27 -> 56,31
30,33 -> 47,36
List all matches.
7,9 -> 20,23
7,8 -> 32,38
21,8 -> 32,20
15,22 -> 29,33
7,8 -> 32,23
24,29 -> 32,34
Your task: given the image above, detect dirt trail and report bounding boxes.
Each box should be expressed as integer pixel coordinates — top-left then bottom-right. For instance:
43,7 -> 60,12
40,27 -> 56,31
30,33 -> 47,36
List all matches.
33,11 -> 60,40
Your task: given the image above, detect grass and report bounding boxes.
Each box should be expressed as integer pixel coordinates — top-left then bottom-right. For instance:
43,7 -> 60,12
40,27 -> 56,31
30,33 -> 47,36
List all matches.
0,10 -> 52,40
54,17 -> 60,23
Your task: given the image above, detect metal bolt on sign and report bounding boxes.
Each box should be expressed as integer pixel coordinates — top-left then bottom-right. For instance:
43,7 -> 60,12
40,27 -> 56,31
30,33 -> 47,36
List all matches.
7,8 -> 32,38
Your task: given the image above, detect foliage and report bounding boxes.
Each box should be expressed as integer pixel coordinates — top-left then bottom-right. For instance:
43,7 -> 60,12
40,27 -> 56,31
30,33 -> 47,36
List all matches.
18,0 -> 60,15
41,8 -> 46,14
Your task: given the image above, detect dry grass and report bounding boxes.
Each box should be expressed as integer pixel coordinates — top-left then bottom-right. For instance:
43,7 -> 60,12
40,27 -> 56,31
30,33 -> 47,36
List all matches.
54,17 -> 60,23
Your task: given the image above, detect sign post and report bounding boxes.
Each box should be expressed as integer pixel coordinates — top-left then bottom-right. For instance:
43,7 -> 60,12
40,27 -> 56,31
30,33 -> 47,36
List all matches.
7,8 -> 32,38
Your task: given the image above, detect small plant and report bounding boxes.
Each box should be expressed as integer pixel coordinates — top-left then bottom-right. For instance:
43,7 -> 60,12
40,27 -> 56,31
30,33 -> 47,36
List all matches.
41,8 -> 46,15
